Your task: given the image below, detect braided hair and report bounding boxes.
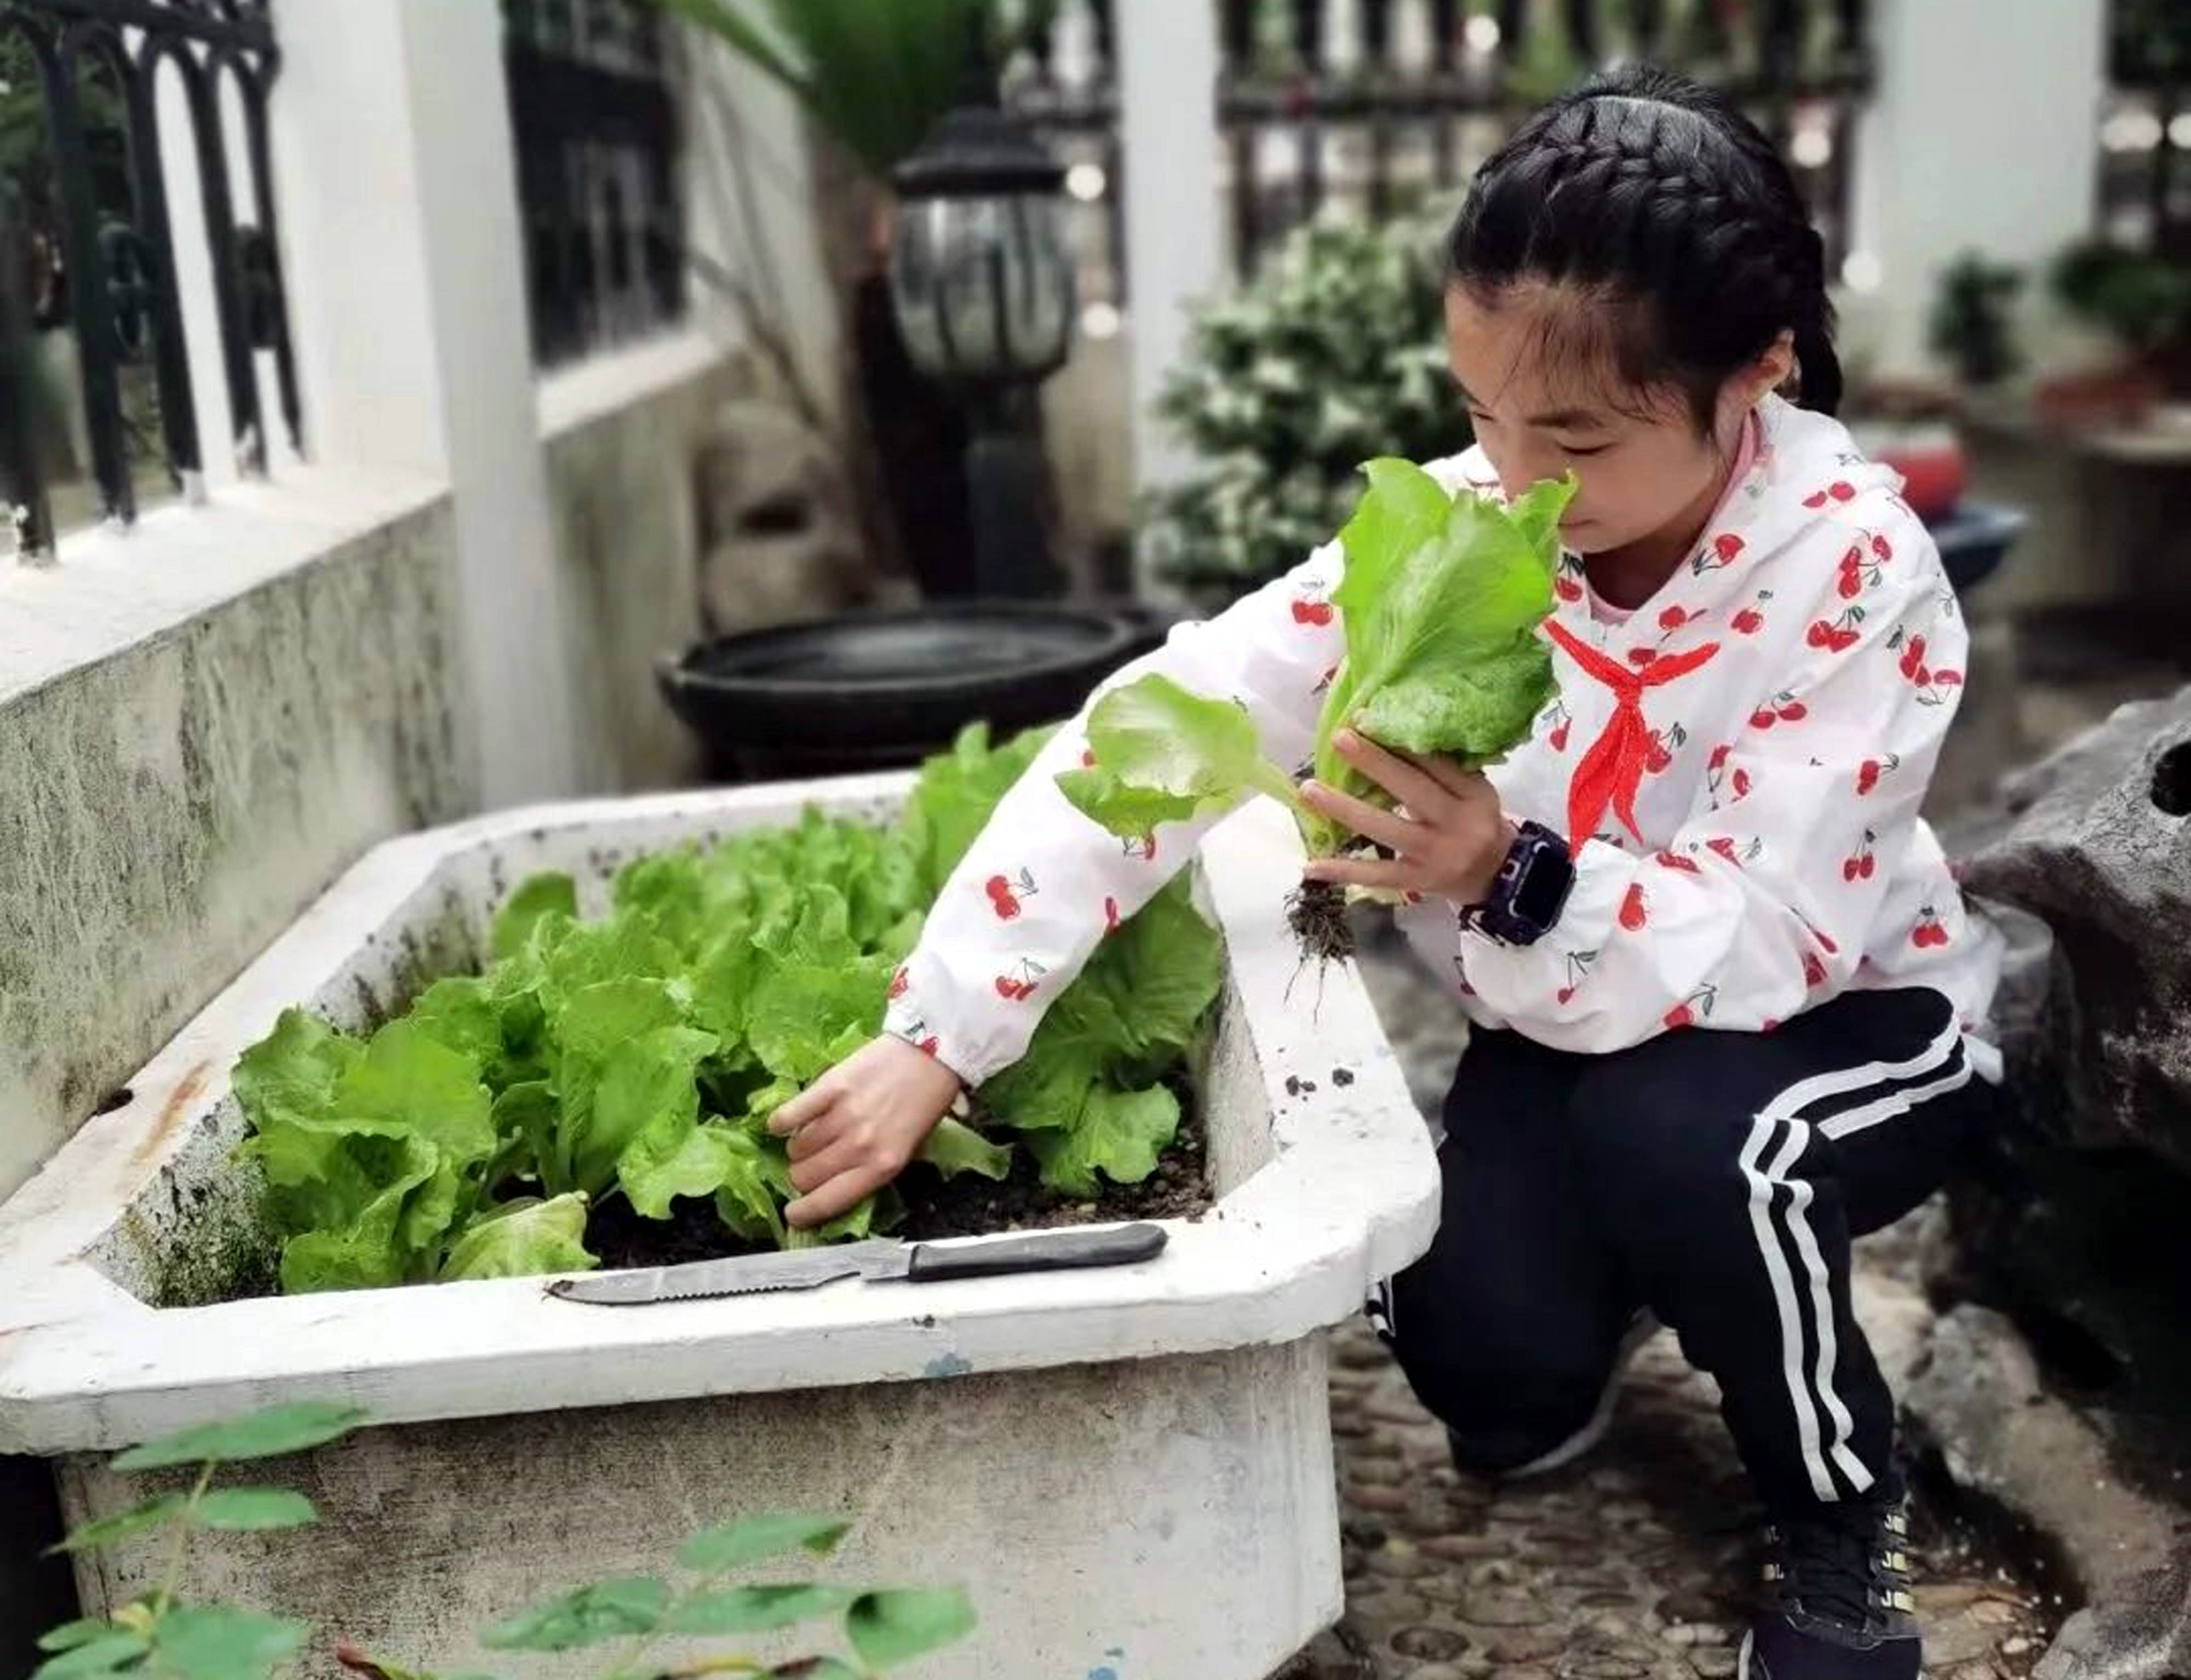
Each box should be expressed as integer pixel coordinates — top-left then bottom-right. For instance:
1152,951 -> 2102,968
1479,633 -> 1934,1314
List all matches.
1447,66 -> 1842,429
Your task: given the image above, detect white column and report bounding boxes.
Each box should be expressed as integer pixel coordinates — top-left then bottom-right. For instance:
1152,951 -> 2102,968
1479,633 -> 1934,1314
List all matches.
267,0 -> 584,805
1117,0 -> 1226,497
1847,0 -> 2107,379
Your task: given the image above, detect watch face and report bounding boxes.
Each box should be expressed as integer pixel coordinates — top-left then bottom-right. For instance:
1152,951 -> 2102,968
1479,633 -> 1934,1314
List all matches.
1513,852 -> 1571,926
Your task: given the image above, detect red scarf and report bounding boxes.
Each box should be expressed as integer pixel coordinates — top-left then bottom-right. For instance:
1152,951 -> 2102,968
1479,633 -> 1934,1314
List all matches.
1544,620 -> 1720,847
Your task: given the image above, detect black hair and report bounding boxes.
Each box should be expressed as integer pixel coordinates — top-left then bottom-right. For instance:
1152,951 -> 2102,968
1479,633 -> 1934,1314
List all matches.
1445,65 -> 1842,429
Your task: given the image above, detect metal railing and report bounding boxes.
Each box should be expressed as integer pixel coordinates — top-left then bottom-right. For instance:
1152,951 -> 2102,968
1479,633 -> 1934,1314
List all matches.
1009,0 -> 1873,317
503,0 -> 687,368
2102,3 -> 2189,256
0,0 -> 296,562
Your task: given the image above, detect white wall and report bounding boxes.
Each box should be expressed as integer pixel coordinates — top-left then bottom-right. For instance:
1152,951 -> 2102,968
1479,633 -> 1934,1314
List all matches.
271,0 -> 586,806
1847,0 -> 2107,381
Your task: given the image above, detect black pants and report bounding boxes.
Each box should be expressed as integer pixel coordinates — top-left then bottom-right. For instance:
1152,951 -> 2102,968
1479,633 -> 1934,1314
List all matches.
1378,988 -> 1991,1515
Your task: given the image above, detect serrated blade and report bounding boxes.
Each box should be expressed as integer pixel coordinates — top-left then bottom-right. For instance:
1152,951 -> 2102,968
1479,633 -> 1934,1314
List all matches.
547,1240 -> 902,1306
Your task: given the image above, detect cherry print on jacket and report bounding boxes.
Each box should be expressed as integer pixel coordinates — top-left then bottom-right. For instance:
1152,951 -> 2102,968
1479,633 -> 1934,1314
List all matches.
1891,626 -> 1966,706
1557,947 -> 1601,1005
1750,692 -> 1808,730
1730,590 -> 1771,635
994,957 -> 1048,1002
1546,702 -> 1573,753
1290,594 -> 1334,627
1690,531 -> 1747,575
1665,984 -> 1718,1029
1806,607 -> 1863,653
1912,907 -> 1952,949
1843,830 -> 1878,883
985,868 -> 1037,919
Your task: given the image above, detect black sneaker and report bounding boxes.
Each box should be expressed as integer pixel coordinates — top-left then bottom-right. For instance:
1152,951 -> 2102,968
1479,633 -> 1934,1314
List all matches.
1740,1496 -> 1920,1680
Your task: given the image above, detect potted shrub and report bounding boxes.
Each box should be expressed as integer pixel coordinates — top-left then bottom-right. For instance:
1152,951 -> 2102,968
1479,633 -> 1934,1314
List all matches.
1139,202 -> 1469,609
2036,240 -> 2191,425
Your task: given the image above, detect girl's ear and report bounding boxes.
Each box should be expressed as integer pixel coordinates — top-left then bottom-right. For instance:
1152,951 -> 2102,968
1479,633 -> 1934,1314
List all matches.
1754,330 -> 1799,404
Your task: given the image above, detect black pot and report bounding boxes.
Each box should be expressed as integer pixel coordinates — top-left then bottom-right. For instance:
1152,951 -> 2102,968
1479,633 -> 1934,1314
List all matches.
659,599 -> 1178,783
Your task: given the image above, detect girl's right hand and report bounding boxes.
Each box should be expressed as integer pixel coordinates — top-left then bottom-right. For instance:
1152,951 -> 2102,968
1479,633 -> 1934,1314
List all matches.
767,1034 -> 966,1229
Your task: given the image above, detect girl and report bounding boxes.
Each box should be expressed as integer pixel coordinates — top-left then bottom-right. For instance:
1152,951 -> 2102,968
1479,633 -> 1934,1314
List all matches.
771,67 -> 2003,1680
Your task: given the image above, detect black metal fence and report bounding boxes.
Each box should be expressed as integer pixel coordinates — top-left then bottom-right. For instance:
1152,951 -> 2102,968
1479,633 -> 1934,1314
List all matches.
503,0 -> 686,368
2102,3 -> 2189,256
0,0 -> 296,561
1010,0 -> 1873,319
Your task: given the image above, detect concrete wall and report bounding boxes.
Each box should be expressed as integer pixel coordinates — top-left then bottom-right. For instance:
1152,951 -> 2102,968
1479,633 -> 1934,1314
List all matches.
0,484 -> 468,1206
540,335 -> 755,793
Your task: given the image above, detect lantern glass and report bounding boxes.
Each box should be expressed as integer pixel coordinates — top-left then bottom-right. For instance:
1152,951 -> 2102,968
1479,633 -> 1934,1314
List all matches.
891,190 -> 1074,385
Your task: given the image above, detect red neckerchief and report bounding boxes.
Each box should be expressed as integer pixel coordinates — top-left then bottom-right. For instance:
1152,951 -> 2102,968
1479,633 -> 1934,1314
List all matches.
1544,619 -> 1720,847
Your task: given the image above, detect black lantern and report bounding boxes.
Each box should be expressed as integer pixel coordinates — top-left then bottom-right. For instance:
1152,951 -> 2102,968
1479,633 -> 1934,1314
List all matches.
890,85 -> 1075,598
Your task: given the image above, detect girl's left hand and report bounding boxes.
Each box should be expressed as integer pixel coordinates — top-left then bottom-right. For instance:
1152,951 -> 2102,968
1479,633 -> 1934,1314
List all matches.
1299,729 -> 1513,906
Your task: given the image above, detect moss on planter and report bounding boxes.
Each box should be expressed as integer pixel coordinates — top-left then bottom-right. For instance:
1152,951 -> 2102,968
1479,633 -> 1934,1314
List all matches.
119,1179 -> 281,1310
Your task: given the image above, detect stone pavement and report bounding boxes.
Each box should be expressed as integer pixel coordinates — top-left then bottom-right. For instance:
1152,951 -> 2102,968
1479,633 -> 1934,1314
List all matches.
1289,1316 -> 2051,1680
1287,927 -> 2057,1680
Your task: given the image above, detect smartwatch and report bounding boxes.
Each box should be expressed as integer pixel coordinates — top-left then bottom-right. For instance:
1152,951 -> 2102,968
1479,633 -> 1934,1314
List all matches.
1460,821 -> 1575,947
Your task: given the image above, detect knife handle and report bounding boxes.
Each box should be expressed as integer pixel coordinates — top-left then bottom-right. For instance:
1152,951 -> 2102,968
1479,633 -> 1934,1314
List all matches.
905,1222 -> 1168,1282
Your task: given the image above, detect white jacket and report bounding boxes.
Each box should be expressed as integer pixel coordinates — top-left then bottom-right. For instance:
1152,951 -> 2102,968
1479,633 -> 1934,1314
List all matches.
884,397 -> 2004,1081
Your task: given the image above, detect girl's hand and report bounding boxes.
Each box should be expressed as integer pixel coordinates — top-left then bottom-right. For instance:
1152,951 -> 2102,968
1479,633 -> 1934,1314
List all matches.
768,1034 -> 965,1228
1299,729 -> 1513,906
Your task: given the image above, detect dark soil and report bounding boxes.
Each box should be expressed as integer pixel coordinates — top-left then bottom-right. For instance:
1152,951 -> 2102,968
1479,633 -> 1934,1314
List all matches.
586,1109 -> 1212,1272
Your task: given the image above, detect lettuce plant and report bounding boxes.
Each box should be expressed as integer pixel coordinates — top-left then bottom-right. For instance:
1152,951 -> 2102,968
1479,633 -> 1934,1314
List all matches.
234,726 -> 1220,1294
1060,463 -> 1572,954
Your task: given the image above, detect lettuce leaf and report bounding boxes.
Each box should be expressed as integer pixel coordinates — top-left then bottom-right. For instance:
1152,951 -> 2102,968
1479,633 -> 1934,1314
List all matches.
440,1194 -> 598,1281
1062,464 -> 1574,857
978,874 -> 1217,1192
919,1116 -> 1015,1182
1055,675 -> 1301,840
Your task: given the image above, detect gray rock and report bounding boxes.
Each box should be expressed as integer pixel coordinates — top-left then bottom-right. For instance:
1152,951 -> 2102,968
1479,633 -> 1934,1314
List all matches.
1961,687 -> 2191,1166
1904,1306 -> 2176,1602
2038,1555 -> 2191,1680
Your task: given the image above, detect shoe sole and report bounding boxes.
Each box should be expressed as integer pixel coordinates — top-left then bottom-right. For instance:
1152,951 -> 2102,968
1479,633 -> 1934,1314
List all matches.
1502,1311 -> 1660,1481
1737,1630 -> 1757,1680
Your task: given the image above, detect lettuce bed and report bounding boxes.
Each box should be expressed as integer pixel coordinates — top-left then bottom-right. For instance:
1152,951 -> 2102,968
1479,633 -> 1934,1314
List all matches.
231,726 -> 1223,1295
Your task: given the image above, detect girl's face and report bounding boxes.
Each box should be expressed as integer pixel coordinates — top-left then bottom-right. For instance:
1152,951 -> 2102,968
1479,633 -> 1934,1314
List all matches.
1444,285 -> 1785,558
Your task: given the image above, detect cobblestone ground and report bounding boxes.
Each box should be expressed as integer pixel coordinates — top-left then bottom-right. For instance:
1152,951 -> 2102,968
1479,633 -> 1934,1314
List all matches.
1284,927 -> 2053,1680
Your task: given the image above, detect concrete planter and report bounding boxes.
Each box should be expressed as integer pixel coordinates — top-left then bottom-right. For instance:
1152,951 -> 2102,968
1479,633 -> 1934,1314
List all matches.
0,775 -> 1438,1678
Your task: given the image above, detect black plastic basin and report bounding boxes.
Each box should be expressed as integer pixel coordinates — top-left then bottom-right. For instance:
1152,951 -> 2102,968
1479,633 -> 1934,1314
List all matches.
1928,501 -> 2028,596
659,599 -> 1174,782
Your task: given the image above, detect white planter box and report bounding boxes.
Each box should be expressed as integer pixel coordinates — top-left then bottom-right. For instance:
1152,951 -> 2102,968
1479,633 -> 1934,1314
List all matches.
0,775 -> 1439,1678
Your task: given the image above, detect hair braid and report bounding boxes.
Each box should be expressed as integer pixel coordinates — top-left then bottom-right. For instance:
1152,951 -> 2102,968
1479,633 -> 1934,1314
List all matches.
1447,66 -> 1843,424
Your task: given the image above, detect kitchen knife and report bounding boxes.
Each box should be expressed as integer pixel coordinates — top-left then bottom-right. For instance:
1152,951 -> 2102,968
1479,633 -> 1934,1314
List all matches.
546,1221 -> 1168,1306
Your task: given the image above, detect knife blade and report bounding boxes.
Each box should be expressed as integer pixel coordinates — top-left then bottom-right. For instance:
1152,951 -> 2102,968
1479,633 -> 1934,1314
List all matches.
546,1221 -> 1168,1306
